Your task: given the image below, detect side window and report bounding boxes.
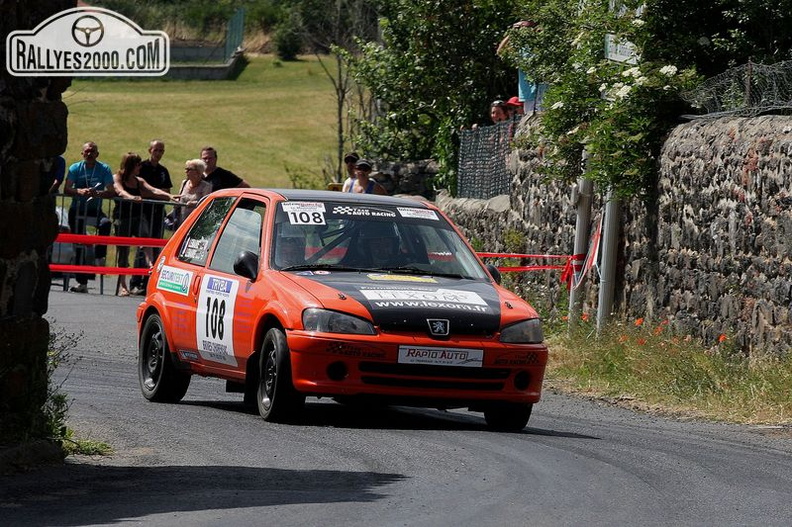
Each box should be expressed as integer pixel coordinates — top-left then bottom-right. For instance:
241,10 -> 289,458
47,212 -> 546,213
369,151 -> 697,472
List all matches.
178,197 -> 235,267
209,199 -> 266,275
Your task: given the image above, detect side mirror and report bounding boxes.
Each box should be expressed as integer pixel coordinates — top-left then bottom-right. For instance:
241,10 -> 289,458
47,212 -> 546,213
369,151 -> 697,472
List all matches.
233,250 -> 259,280
486,264 -> 501,285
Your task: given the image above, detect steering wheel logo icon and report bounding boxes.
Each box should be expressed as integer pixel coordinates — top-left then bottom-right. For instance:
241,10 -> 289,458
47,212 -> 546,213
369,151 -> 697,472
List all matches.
71,15 -> 105,47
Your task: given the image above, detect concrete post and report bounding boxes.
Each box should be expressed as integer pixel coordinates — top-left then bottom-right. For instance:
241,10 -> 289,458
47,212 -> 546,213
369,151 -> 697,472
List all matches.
568,177 -> 593,330
597,192 -> 621,333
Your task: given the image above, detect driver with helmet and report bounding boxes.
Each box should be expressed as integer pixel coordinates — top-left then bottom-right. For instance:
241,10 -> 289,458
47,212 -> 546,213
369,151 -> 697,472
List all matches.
355,222 -> 402,267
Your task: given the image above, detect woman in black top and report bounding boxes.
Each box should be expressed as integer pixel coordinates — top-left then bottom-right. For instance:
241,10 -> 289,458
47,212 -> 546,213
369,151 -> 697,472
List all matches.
112,152 -> 175,296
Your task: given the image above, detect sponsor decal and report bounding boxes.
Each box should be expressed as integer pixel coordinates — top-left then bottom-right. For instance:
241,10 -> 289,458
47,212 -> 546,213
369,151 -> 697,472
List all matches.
361,288 -> 487,305
360,288 -> 489,313
6,7 -> 169,77
367,273 -> 437,283
397,207 -> 439,221
178,350 -> 200,361
398,346 -> 483,367
493,352 -> 541,366
282,201 -> 326,225
296,271 -> 315,276
325,342 -> 386,359
332,205 -> 397,218
156,265 -> 192,296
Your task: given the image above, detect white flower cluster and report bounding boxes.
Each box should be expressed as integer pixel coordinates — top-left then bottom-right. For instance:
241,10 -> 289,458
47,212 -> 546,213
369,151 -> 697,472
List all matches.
660,65 -> 678,76
621,66 -> 642,78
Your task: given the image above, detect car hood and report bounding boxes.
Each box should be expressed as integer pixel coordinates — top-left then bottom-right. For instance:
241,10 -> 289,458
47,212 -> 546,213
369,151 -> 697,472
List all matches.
288,271 -> 502,335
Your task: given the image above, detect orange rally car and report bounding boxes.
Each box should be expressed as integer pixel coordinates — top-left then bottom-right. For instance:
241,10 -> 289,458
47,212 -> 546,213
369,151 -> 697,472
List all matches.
137,189 -> 548,431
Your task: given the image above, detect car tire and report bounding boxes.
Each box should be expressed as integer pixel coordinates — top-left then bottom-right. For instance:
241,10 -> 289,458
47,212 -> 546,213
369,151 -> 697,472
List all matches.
483,402 -> 532,432
257,328 -> 305,422
139,314 -> 191,402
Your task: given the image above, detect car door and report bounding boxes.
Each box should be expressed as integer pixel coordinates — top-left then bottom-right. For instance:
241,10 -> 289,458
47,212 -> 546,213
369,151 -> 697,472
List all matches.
196,197 -> 268,377
161,196 -> 237,364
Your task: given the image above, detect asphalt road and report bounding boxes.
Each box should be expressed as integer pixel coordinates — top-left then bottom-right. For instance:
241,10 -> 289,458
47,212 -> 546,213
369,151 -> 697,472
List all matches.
2,285 -> 792,526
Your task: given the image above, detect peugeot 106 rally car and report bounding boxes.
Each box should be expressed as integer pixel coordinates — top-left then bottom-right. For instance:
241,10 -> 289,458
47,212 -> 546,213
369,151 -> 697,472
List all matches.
137,189 -> 548,431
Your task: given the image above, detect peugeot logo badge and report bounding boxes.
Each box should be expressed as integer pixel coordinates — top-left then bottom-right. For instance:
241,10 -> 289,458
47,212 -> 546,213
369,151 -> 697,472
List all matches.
427,319 -> 450,337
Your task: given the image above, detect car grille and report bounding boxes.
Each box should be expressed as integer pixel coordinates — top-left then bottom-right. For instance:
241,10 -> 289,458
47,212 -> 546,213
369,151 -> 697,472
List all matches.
358,361 -> 509,391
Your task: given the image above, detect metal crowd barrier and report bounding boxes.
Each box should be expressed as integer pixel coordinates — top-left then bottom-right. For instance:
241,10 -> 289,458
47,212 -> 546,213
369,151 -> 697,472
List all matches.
50,193 -> 186,294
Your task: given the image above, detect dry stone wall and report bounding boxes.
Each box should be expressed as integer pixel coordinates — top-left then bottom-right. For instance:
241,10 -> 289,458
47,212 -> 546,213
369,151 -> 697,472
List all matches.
437,114 -> 792,356
1,0 -> 73,445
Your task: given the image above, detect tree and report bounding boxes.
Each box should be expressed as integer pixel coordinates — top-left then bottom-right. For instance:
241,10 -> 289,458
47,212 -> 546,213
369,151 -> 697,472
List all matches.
296,0 -> 379,181
499,0 -> 792,199
346,0 -> 521,191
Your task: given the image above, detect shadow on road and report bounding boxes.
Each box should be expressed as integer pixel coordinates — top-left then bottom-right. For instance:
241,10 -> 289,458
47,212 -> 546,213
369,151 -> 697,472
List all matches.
179,399 -> 599,439
0,464 -> 406,525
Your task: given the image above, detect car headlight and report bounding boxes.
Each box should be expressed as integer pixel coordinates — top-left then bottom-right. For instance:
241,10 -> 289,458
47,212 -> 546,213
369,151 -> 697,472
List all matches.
500,319 -> 544,343
302,308 -> 376,335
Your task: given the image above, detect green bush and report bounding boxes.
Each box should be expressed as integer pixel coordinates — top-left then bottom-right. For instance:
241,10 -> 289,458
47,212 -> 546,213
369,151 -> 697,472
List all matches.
273,8 -> 303,61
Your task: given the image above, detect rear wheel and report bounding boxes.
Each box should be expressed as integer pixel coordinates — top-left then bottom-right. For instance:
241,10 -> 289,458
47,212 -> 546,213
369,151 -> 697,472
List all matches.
257,328 -> 305,422
483,403 -> 532,432
139,314 -> 190,402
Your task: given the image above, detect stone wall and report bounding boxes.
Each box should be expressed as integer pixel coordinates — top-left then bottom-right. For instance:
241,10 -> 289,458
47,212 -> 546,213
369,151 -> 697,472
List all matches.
437,114 -> 792,356
0,0 -> 73,445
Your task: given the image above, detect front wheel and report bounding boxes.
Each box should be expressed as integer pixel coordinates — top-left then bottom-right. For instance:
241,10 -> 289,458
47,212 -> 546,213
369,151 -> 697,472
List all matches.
138,314 -> 190,402
483,403 -> 532,432
257,328 -> 305,422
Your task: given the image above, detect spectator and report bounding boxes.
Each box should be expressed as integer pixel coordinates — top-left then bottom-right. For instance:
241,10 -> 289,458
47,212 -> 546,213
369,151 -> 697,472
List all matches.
341,152 -> 360,192
112,152 -> 175,297
63,141 -> 115,294
175,159 -> 213,226
346,159 -> 387,195
129,139 -> 172,295
47,155 -> 66,194
505,96 -> 525,118
490,100 -> 510,123
201,146 -> 250,192
497,20 -> 549,114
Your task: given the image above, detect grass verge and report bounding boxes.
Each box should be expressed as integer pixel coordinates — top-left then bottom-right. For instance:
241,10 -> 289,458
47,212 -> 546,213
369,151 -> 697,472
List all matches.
48,329 -> 113,459
65,54 -> 338,189
545,318 -> 792,425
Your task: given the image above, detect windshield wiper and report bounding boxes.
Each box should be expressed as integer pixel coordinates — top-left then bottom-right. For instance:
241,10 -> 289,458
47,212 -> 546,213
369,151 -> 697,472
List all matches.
377,266 -> 468,279
280,264 -> 378,273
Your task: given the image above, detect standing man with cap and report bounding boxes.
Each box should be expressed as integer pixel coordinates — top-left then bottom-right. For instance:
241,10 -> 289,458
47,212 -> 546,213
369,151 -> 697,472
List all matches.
345,158 -> 387,195
200,146 -> 251,192
341,152 -> 360,192
505,96 -> 525,118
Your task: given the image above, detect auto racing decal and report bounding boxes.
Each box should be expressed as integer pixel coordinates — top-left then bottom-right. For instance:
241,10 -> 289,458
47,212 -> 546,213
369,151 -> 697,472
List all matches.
299,273 -> 501,334
331,205 -> 397,218
196,274 -> 239,366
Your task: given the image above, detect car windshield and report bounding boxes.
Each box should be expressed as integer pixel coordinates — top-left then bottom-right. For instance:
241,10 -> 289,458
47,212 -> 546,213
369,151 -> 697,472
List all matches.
271,200 -> 489,280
